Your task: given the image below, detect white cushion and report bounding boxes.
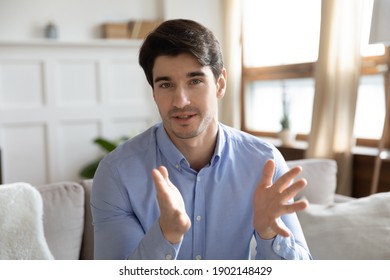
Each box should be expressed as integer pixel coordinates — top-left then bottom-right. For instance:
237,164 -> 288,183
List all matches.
0,182 -> 54,259
297,191 -> 390,259
287,159 -> 337,205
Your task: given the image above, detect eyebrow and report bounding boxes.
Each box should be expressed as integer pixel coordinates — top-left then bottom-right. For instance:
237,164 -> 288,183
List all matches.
187,71 -> 206,78
154,70 -> 206,84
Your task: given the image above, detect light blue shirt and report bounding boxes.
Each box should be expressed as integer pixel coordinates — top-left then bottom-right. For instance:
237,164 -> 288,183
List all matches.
91,123 -> 311,260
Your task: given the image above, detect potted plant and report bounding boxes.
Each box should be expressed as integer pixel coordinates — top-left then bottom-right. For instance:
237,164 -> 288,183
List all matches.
278,83 -> 295,146
79,136 -> 129,179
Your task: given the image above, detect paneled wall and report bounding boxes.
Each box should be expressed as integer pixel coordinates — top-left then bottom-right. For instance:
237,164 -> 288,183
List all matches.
0,40 -> 158,185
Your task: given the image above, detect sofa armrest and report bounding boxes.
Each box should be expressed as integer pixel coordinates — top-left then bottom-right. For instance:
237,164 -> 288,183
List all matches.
334,193 -> 356,203
287,158 -> 337,205
297,191 -> 390,259
36,182 -> 85,260
79,179 -> 94,260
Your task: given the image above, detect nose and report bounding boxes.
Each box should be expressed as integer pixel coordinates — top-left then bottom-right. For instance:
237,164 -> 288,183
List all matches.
172,86 -> 190,109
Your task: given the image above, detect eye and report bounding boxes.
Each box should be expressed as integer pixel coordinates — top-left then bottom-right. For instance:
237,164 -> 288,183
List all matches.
189,79 -> 202,85
159,82 -> 172,89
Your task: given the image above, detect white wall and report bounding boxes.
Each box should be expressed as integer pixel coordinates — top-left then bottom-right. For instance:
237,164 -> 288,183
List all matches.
0,41 -> 153,185
0,0 -> 159,40
163,0 -> 222,41
0,0 -> 224,184
0,0 -> 222,41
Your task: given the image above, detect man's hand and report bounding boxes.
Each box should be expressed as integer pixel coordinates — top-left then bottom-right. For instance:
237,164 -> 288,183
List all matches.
253,159 -> 308,240
152,166 -> 191,244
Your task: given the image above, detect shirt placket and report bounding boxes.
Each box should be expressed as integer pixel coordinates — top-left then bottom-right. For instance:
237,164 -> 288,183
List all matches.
192,171 -> 206,260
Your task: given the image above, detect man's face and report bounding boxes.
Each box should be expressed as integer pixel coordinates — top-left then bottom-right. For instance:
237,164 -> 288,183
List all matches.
152,53 -> 226,142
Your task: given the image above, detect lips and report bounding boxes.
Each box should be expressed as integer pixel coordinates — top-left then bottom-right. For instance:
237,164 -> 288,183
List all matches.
174,114 -> 195,119
170,111 -> 197,124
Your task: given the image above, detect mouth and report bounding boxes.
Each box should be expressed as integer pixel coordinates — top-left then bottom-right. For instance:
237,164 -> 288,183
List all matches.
175,114 -> 195,119
171,112 -> 197,124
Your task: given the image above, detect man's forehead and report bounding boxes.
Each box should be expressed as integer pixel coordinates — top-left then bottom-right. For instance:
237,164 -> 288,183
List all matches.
152,54 -> 212,79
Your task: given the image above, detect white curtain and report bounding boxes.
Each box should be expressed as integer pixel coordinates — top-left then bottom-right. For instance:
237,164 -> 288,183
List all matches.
220,0 -> 242,129
306,0 -> 364,195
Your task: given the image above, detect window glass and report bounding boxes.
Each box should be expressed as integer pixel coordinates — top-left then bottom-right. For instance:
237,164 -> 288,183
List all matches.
354,75 -> 386,139
242,0 -> 386,143
245,79 -> 314,134
242,0 -> 321,67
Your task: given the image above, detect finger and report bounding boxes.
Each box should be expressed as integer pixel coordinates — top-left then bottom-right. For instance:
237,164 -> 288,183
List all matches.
282,199 -> 309,215
280,178 -> 307,202
152,166 -> 173,195
152,168 -> 166,192
270,219 -> 290,238
157,165 -> 169,180
153,166 -> 171,188
275,165 -> 303,192
259,159 -> 275,188
152,168 -> 163,183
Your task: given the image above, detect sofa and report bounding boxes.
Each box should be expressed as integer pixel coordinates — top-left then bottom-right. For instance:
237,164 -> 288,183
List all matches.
288,159 -> 390,260
1,159 -> 390,260
0,180 -> 94,260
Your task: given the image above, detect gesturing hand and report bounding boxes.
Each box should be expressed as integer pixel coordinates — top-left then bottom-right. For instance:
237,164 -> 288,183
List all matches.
152,166 -> 191,244
253,159 -> 308,240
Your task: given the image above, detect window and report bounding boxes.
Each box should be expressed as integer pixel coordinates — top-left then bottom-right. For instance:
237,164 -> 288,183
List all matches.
354,74 -> 385,140
245,79 -> 314,134
242,0 -> 321,67
242,0 -> 386,146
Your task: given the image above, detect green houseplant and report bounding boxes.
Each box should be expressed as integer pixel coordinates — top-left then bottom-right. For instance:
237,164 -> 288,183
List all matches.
79,136 -> 128,179
278,83 -> 294,146
280,110 -> 290,130
280,82 -> 291,130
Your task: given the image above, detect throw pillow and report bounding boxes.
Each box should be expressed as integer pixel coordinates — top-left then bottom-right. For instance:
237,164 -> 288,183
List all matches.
297,191 -> 390,259
0,182 -> 54,259
35,182 -> 85,260
287,158 -> 337,205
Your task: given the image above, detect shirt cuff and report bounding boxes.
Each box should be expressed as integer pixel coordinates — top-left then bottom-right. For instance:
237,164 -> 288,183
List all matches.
130,219 -> 182,260
255,232 -> 281,259
272,234 -> 297,259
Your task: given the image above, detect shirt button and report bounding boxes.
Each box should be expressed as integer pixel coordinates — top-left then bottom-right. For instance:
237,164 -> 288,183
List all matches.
197,176 -> 201,182
195,255 -> 202,260
175,164 -> 179,169
276,244 -> 281,251
196,215 -> 202,221
165,254 -> 173,260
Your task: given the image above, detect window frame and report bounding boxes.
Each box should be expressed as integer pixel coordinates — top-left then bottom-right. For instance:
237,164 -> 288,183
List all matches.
240,53 -> 389,148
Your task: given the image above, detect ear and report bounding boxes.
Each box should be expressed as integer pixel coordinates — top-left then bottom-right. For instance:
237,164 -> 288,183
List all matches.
216,68 -> 227,99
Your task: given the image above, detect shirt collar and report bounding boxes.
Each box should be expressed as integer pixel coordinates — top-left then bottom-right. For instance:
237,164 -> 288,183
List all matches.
155,122 -> 225,170
210,123 -> 225,167
156,123 -> 185,169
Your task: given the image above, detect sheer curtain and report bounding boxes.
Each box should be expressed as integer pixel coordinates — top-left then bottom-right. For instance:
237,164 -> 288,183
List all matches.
220,0 -> 242,129
305,0 -> 364,195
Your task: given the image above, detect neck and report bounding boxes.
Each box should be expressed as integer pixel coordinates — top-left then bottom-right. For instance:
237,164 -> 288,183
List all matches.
169,123 -> 218,172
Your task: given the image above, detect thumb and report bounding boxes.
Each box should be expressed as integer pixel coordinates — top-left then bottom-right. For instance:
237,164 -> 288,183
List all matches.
157,165 -> 169,180
152,166 -> 168,188
152,166 -> 173,193
260,159 -> 275,188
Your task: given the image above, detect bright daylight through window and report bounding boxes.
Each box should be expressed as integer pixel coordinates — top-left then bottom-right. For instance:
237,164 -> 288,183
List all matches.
242,0 -> 385,142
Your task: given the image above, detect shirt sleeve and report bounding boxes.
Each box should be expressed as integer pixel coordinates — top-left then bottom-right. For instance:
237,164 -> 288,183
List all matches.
129,219 -> 182,260
252,146 -> 312,260
91,160 -> 181,260
254,217 -> 312,260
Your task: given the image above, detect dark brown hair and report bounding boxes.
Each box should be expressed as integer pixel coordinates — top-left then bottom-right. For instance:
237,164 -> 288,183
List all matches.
139,19 -> 224,87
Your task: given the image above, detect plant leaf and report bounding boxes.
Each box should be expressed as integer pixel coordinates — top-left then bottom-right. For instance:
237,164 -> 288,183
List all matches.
94,137 -> 117,152
79,158 -> 102,179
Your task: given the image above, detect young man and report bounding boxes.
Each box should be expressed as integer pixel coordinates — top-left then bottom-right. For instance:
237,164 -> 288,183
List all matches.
91,19 -> 311,260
